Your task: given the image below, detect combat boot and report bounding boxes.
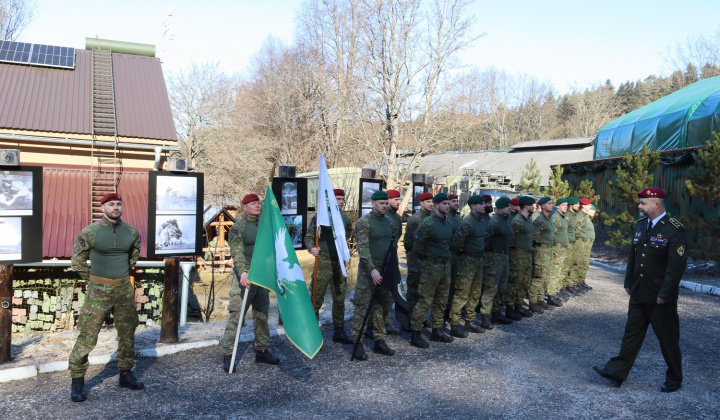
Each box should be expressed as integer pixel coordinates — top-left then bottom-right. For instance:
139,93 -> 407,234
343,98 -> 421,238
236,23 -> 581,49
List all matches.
119,370 -> 145,390
515,304 -> 533,318
333,326 -> 354,344
385,323 -> 401,335
255,349 -> 280,365
581,282 -> 593,291
401,323 -> 412,332
222,354 -> 239,373
529,303 -> 544,314
352,344 -> 368,361
373,340 -> 396,356
573,285 -> 586,295
492,311 -> 513,325
431,328 -> 454,343
450,323 -> 468,338
410,331 -> 429,348
465,319 -> 484,333
481,314 -> 494,329
506,305 -> 522,321
540,300 -> 554,310
70,377 -> 86,402
547,294 -> 563,307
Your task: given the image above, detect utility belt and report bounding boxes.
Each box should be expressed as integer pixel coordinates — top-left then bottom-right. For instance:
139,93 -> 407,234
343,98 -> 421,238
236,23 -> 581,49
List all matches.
90,275 -> 128,286
488,249 -> 509,255
424,256 -> 449,263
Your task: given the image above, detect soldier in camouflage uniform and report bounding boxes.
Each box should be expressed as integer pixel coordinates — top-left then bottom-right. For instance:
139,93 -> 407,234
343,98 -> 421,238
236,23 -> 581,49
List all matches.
559,196 -> 583,301
529,197 -> 555,314
350,190 -> 397,360
68,193 -> 143,402
402,192 -> 434,328
448,195 -> 486,337
506,196 -> 536,320
473,195 -> 494,314
305,188 -> 354,344
381,189 -> 403,334
547,198 -> 569,307
481,196 -> 514,328
509,197 -> 521,219
408,193 -> 454,348
574,199 -> 596,291
443,194 -> 462,320
222,194 -> 279,372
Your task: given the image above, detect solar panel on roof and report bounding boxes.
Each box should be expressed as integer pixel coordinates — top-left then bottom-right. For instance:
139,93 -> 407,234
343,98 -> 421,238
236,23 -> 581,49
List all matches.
0,40 -> 75,69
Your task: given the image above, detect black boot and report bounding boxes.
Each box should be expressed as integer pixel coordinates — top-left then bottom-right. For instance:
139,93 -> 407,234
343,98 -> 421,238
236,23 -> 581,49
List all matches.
410,331 -> 429,348
547,294 -> 563,307
540,300 -> 554,310
333,326 -> 354,344
385,323 -> 401,335
515,304 -> 533,318
465,319 -> 484,333
401,323 -> 412,332
431,327 -> 454,343
582,282 -> 593,291
529,303 -> 544,314
492,311 -> 513,325
506,306 -> 522,321
373,340 -> 396,356
119,370 -> 145,390
450,323 -> 468,338
255,349 -> 280,365
365,326 -> 374,339
70,377 -> 86,402
481,314 -> 494,329
352,344 -> 368,361
222,354 -> 239,373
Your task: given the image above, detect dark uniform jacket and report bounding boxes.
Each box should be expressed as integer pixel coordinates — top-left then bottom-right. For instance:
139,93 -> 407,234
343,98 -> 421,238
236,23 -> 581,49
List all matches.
625,214 -> 688,304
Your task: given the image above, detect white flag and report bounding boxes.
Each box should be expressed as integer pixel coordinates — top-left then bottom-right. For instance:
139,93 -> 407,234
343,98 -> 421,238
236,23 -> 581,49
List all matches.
316,154 -> 351,276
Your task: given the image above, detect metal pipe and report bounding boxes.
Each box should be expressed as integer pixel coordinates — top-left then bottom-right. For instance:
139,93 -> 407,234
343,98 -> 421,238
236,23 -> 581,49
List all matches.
0,133 -> 180,152
179,261 -> 194,327
153,146 -> 163,170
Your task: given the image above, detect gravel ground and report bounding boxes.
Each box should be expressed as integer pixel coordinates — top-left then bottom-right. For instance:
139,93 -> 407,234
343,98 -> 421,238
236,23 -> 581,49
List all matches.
1,265 -> 719,419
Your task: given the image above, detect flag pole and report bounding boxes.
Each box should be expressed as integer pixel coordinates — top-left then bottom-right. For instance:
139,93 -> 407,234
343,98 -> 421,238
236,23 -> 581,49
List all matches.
229,269 -> 250,374
312,226 -> 320,319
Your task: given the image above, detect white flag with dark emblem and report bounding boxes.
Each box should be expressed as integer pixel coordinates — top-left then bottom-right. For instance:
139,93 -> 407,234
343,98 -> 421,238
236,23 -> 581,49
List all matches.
316,154 -> 351,277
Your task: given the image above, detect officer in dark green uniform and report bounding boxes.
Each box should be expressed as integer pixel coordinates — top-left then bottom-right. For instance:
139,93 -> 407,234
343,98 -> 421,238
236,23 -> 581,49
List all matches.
506,195 -> 536,320
483,196 -> 514,328
594,188 -> 688,393
403,192 -> 434,328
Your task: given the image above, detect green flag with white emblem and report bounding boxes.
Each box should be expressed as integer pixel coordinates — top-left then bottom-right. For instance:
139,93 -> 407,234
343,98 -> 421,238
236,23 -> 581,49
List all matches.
248,185 -> 323,358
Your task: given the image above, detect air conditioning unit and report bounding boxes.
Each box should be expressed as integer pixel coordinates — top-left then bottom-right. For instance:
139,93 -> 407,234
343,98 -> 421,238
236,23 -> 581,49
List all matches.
167,157 -> 189,172
0,149 -> 20,166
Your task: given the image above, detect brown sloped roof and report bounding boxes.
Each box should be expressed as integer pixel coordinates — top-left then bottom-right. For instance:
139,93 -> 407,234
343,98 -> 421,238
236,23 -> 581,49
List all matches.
0,49 -> 177,141
43,167 -> 151,258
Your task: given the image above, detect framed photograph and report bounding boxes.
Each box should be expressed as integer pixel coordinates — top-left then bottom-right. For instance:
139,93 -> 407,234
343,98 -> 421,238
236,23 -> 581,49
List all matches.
281,181 -> 298,215
283,215 -> 303,249
0,217 -> 22,261
147,172 -> 204,257
413,185 -> 425,212
360,181 -> 381,208
361,208 -> 372,217
0,170 -> 33,216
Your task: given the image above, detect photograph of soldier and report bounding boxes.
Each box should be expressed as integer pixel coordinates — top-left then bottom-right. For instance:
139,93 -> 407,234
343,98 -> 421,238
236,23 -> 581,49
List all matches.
574,199 -> 596,291
594,188 -> 688,393
547,197 -> 569,307
281,181 -> 298,215
402,191 -> 434,330
408,193 -> 454,348
68,193 -> 143,402
222,193 -> 279,373
0,172 -> 32,215
361,181 -> 381,208
304,188 -> 354,344
529,197 -> 555,314
481,196 -> 514,328
506,196 -> 536,320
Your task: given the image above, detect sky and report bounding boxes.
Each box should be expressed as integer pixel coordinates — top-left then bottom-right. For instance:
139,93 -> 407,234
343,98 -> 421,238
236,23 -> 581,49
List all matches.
19,0 -> 720,94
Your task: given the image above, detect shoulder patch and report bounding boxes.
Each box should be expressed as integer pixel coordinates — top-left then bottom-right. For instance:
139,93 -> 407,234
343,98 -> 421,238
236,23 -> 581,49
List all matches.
669,218 -> 683,228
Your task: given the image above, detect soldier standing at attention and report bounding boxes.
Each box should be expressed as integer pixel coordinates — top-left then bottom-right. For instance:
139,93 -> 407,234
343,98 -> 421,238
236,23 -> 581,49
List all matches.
403,192 -> 434,328
509,197 -> 521,219
408,193 -> 454,348
381,189 -> 403,335
529,197 -> 555,314
305,189 -> 354,344
222,194 -> 279,373
350,191 -> 396,360
561,196 -> 583,300
69,193 -> 143,402
444,193 -> 462,319
449,195 -> 486,337
482,196 -> 515,328
506,196 -> 536,320
547,198 -> 569,307
474,194 -> 495,314
594,188 -> 687,392
574,199 -> 596,291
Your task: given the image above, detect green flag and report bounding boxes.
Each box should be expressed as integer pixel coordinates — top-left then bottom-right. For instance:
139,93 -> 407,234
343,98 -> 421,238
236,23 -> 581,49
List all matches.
248,185 -> 323,358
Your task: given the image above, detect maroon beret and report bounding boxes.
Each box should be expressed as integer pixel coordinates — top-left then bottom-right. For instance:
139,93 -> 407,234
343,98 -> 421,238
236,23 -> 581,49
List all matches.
579,198 -> 592,205
637,187 -> 665,198
419,192 -> 433,201
510,197 -> 520,206
482,195 -> 492,203
242,193 -> 260,204
448,194 -> 458,200
100,193 -> 122,204
387,189 -> 401,198
333,189 -> 345,197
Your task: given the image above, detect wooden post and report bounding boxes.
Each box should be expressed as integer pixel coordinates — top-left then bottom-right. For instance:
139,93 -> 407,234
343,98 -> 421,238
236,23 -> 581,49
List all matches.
0,265 -> 13,363
159,257 -> 179,343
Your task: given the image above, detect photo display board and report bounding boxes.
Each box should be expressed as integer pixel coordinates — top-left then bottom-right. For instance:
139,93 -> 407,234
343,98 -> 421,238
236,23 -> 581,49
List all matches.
411,183 -> 428,213
272,177 -> 308,249
0,166 -> 43,263
147,171 -> 204,257
358,178 -> 383,219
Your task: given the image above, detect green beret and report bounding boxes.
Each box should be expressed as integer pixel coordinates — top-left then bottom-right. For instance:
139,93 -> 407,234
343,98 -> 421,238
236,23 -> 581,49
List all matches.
519,196 -> 535,206
495,196 -> 511,208
567,196 -> 580,205
467,195 -> 485,205
556,198 -> 568,205
537,197 -> 552,205
590,204 -> 597,210
370,190 -> 388,200
432,192 -> 449,203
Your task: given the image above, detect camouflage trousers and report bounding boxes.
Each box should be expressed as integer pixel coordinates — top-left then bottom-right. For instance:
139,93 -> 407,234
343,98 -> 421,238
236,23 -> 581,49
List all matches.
574,238 -> 594,285
480,252 -> 509,315
405,249 -> 424,317
350,259 -> 392,343
445,256 -> 458,315
222,276 -> 270,354
69,277 -> 138,378
529,246 -> 553,304
309,252 -> 347,327
507,248 -> 533,306
410,257 -> 450,330
547,244 -> 567,296
563,241 -> 581,288
449,253 -> 484,324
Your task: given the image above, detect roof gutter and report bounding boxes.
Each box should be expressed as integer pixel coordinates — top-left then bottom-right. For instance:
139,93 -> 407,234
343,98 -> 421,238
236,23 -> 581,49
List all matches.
0,132 -> 180,152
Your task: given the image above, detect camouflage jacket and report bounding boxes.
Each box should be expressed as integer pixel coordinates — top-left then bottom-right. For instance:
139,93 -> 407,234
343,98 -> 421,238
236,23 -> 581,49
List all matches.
354,210 -> 397,272
551,211 -> 569,244
413,212 -> 452,259
533,212 -> 554,244
404,208 -> 431,252
228,213 -> 259,274
71,217 -> 140,280
304,212 -> 353,256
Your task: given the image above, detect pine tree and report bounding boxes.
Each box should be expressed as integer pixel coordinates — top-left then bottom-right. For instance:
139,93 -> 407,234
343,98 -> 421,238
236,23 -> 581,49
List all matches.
685,135 -> 720,259
549,164 -> 570,199
603,143 -> 660,247
519,157 -> 542,195
573,179 -> 601,219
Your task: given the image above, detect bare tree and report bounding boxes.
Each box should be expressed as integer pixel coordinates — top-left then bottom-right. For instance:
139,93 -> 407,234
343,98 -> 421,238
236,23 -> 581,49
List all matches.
0,0 -> 36,41
664,27 -> 720,75
572,82 -> 618,138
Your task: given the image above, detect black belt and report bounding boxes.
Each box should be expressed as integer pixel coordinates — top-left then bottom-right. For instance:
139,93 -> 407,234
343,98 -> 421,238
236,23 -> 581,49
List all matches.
510,247 -> 533,253
488,249 -> 509,255
535,243 -> 552,248
425,256 -> 449,263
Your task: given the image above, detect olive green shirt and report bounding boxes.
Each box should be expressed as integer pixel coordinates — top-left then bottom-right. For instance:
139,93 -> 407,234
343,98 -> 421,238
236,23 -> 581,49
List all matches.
228,213 -> 259,274
551,211 -> 569,245
413,212 -> 452,259
71,217 -> 141,280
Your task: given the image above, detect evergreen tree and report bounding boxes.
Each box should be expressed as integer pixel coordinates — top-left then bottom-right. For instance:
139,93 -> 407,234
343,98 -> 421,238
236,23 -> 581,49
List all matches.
519,157 -> 542,195
603,143 -> 660,247
573,179 -> 601,219
549,164 -> 570,199
685,134 -> 720,259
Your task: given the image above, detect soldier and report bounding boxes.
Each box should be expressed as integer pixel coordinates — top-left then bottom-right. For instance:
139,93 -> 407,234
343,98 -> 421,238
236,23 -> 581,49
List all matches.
574,199 -> 596,291
305,188 -> 354,344
444,193 -> 462,319
222,194 -> 279,373
448,195 -> 486,337
403,192 -> 434,328
509,197 -> 521,218
506,196 -> 536,320
382,189 -> 403,334
473,195 -> 494,314
480,196 -> 514,328
528,197 -> 555,314
594,188 -> 688,392
408,193 -> 454,348
69,193 -> 143,402
547,198 -> 569,307
560,196 -> 584,300
350,191 -> 397,360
